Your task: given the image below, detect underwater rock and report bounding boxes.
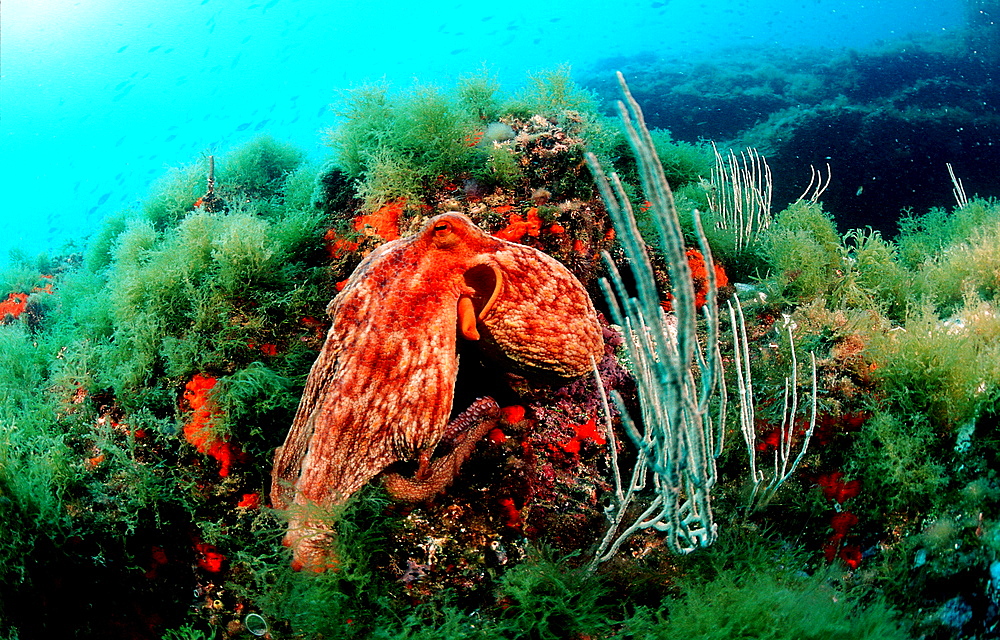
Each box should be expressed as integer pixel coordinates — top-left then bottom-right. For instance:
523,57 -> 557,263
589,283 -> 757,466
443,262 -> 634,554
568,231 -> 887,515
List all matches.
270,212 -> 603,571
583,38 -> 1000,236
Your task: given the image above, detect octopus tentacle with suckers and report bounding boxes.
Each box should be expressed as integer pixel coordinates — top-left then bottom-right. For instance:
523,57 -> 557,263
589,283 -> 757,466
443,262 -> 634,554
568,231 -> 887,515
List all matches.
271,212 -> 603,571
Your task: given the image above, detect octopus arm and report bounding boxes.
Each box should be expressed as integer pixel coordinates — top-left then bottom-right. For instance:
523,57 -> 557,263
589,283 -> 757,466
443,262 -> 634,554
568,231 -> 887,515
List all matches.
275,274 -> 462,512
270,331 -> 341,510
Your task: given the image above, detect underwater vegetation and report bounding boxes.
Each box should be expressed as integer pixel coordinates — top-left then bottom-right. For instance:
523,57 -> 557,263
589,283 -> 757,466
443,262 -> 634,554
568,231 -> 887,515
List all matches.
1,56 -> 999,640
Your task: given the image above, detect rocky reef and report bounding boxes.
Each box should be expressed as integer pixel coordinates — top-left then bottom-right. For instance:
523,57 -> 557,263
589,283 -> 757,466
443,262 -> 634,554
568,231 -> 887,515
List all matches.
582,24 -> 1000,237
0,59 -> 998,640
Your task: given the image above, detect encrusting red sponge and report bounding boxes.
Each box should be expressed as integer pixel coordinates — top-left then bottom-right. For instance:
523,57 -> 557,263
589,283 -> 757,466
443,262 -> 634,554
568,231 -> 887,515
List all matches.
181,374 -> 245,477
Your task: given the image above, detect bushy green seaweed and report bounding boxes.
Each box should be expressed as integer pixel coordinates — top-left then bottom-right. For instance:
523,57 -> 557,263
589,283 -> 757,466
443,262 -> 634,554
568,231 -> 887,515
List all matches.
456,66 -> 503,123
142,162 -> 207,230
256,487 -> 399,639
161,624 -> 215,640
839,227 -> 911,318
508,65 -> 600,123
493,546 -> 613,640
896,198 -> 1000,268
918,214 -> 1000,311
847,410 -> 949,514
761,199 -> 845,301
648,130 -> 715,188
93,204 -> 325,409
865,299 -> 1000,430
632,568 -> 909,640
328,83 -> 478,210
217,134 -> 305,202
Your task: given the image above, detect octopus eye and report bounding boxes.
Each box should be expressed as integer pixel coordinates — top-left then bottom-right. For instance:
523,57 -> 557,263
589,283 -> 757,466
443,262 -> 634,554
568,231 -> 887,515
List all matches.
433,221 -> 452,235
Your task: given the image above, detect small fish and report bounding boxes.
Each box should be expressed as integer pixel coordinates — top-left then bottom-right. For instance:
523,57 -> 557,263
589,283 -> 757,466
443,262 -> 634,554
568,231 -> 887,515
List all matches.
97,192 -> 111,206
148,45 -> 161,52
116,45 -> 128,53
236,122 -> 251,131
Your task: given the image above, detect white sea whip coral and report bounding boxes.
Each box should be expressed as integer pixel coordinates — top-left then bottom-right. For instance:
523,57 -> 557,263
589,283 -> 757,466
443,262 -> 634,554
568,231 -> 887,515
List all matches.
586,73 -> 726,565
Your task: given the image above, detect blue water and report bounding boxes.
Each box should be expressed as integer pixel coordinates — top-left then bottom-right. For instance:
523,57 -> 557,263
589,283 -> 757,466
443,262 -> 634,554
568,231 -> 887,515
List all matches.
1,0 -> 963,260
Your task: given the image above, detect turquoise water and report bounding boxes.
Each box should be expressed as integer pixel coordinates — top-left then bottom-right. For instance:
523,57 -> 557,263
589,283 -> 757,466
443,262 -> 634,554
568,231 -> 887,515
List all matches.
1,0 -> 964,259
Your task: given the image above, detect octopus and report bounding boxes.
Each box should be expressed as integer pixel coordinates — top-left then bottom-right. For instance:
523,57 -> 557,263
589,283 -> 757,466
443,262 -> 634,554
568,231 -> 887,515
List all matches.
271,212 -> 603,570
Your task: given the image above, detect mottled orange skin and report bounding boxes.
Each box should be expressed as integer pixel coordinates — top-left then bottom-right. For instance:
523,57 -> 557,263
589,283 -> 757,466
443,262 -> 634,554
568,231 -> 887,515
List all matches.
271,213 -> 602,570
